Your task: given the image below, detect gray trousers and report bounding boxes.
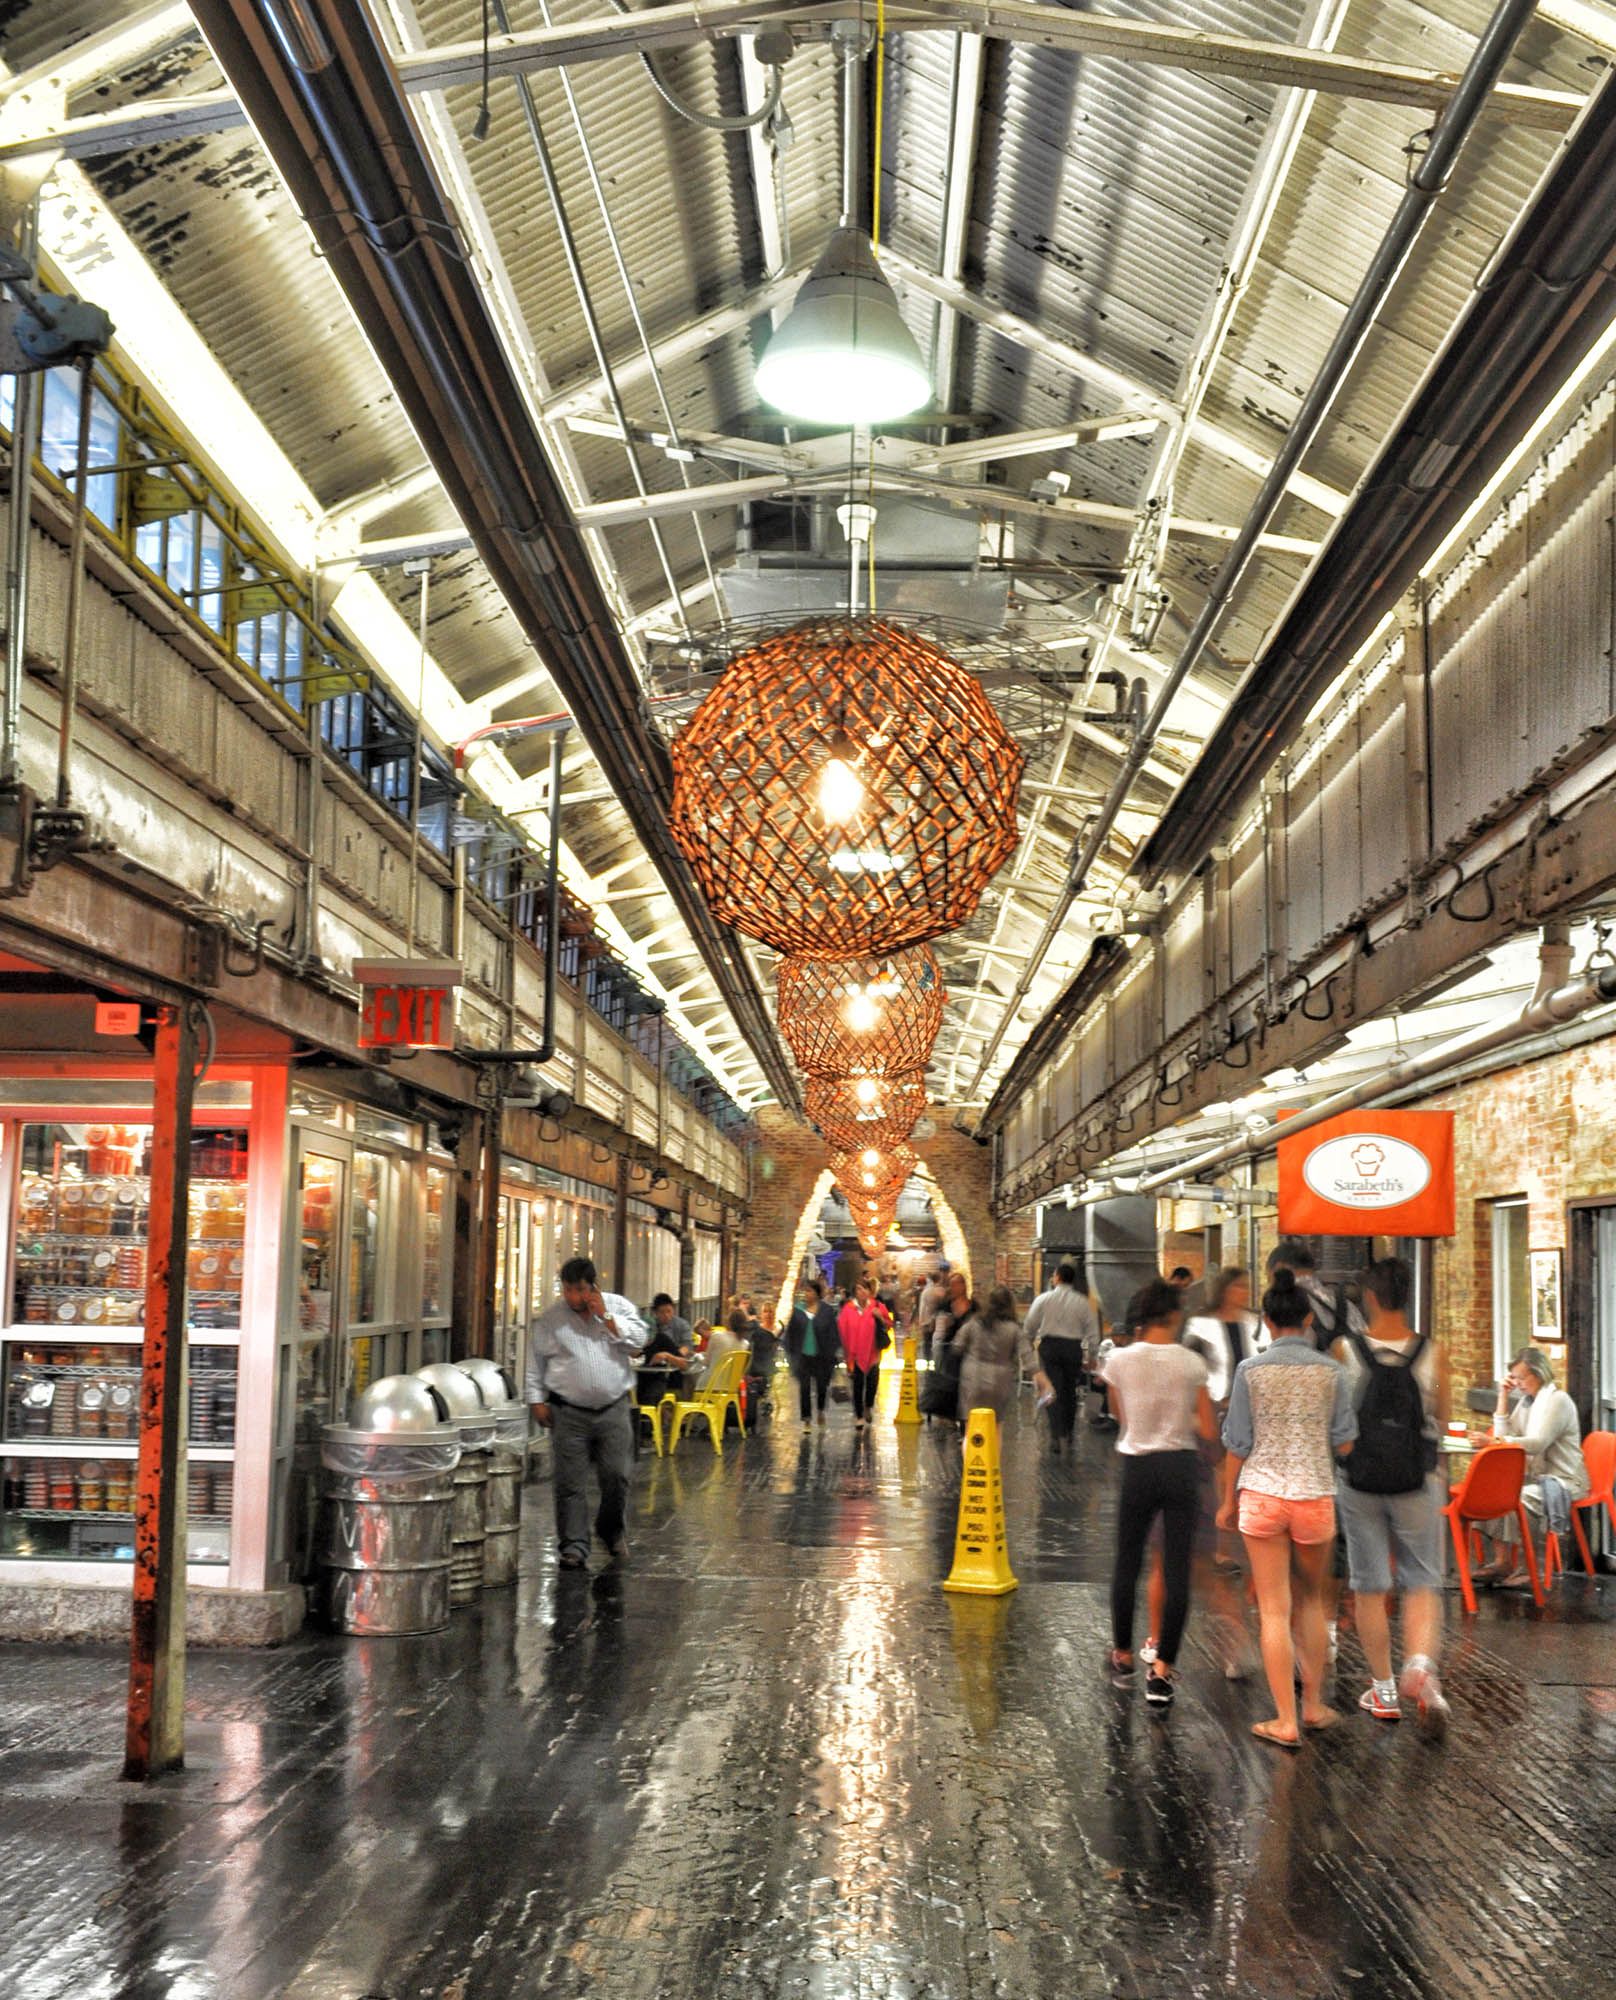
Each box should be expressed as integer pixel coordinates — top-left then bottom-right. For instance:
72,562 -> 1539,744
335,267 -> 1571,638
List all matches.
551,1397 -> 634,1559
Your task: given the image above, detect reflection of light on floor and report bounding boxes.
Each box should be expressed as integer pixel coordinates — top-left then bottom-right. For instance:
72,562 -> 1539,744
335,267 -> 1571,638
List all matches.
811,1543 -> 916,1978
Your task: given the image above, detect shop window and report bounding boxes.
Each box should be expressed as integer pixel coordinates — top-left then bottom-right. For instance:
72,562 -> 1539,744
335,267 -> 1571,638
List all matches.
422,1165 -> 449,1320
349,1149 -> 383,1327
3,1118 -> 247,1567
1492,1198 -> 1532,1376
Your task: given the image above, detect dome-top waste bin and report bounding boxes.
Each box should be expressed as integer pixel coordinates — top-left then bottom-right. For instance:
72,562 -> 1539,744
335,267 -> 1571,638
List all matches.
319,1374 -> 461,1636
456,1358 -> 528,1588
415,1363 -> 497,1606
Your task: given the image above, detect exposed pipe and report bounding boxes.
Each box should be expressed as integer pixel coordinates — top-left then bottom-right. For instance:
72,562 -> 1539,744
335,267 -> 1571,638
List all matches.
488,0 -> 695,637
1132,925 -> 1616,1195
964,0 -> 1540,1114
53,358 -> 96,811
2,200 -> 40,795
529,0 -> 723,610
405,556 -> 429,953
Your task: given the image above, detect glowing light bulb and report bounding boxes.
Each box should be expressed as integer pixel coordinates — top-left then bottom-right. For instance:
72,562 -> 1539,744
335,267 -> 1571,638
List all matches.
854,1077 -> 881,1106
862,1172 -> 877,1188
860,1148 -> 881,1168
844,990 -> 882,1033
816,753 -> 865,826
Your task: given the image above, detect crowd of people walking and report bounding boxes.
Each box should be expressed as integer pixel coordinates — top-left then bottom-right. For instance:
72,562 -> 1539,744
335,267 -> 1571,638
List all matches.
529,1235 -> 1588,1753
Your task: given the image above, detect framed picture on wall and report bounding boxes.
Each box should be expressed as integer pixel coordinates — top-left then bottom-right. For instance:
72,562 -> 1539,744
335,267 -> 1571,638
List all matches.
1529,1249 -> 1563,1344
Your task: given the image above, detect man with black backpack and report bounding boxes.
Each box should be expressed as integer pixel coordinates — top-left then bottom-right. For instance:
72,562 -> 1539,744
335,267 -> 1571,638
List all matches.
1331,1256 -> 1451,1740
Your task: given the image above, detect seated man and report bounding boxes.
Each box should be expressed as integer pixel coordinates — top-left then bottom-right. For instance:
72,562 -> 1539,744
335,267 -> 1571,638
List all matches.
1476,1346 -> 1590,1587
637,1293 -> 693,1404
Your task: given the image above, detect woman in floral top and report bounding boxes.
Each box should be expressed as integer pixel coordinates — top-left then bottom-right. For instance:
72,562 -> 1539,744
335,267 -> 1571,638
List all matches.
1219,1267 -> 1357,1747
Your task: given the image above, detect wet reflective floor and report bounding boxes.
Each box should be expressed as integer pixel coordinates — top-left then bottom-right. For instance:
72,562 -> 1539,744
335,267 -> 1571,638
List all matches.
3,1379 -> 1616,1998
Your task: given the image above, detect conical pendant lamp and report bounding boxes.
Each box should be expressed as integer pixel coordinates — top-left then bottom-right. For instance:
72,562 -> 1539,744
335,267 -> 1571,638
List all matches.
755,227 -> 930,425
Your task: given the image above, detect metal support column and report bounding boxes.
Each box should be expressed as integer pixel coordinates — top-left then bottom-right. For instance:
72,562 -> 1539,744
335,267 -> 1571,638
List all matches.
677,1186 -> 694,1320
473,1095 -> 502,1362
613,1153 -> 630,1296
123,1002 -> 196,1782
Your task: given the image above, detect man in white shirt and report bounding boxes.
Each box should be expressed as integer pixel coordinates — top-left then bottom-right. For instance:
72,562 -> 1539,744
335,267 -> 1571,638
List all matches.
1024,1262 -> 1100,1454
527,1255 -> 648,1570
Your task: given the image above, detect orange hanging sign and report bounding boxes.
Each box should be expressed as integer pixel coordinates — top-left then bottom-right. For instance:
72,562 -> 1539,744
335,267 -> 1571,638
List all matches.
1277,1109 -> 1456,1238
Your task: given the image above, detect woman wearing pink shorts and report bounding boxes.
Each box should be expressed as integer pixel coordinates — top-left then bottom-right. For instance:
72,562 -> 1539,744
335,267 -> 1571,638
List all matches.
1219,1266 -> 1357,1747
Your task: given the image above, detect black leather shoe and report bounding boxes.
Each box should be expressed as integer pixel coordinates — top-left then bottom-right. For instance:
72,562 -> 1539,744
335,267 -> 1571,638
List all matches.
607,1538 -> 630,1564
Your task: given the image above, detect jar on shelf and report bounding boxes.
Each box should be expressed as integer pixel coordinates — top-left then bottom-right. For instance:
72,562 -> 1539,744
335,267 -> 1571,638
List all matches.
49,1380 -> 79,1436
19,1175 -> 55,1231
103,1382 -> 135,1439
80,1182 -> 114,1236
78,1293 -> 107,1327
76,1463 -> 105,1512
57,1182 -> 86,1230
19,1380 -> 53,1436
78,1383 -> 106,1437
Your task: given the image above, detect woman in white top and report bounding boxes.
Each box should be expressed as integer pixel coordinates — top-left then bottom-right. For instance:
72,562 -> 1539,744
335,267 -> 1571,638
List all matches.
1475,1346 -> 1589,1587
1106,1279 -> 1215,1708
1220,1268 -> 1357,1747
1183,1267 -> 1265,1408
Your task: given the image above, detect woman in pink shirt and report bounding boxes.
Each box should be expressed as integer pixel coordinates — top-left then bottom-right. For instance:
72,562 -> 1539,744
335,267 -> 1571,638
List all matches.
838,1279 -> 888,1431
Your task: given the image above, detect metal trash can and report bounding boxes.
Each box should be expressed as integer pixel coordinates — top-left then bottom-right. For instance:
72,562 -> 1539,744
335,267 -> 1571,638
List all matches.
458,1359 -> 528,1589
318,1375 -> 460,1636
416,1363 -> 496,1607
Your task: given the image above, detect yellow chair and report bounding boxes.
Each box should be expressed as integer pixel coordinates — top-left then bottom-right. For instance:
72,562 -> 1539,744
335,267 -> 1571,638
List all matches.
668,1347 -> 750,1453
636,1388 -> 677,1457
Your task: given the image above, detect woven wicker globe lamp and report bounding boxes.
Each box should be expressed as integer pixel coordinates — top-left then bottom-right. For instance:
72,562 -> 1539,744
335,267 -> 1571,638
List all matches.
777,946 -> 944,1080
805,1072 -> 927,1155
829,1143 -> 915,1210
669,618 -> 1024,956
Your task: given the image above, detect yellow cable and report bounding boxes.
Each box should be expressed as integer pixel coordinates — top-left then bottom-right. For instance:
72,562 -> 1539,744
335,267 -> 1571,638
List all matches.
868,0 -> 885,613
872,0 -> 886,248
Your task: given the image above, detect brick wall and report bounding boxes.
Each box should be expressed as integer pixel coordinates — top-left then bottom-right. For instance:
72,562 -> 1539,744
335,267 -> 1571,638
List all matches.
737,1106 -> 1020,1303
1423,1032 -> 1616,1396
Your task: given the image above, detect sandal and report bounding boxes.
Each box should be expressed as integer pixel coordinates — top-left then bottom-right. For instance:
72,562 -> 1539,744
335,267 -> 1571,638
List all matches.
1251,1719 -> 1302,1749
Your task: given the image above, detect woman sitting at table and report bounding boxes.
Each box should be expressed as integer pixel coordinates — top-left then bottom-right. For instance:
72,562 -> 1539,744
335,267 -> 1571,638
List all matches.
1474,1346 -> 1589,1588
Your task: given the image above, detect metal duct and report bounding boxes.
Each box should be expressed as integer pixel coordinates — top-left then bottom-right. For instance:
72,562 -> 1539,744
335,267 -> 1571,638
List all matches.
187,0 -> 801,1112
1131,927 -> 1616,1195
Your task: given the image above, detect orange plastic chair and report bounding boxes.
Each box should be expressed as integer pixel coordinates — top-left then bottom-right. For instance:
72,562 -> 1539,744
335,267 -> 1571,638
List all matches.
1443,1442 -> 1543,1612
1542,1431 -> 1616,1583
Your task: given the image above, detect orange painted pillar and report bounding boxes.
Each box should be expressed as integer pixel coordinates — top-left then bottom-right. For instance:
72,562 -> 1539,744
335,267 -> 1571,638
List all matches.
124,1002 -> 195,1780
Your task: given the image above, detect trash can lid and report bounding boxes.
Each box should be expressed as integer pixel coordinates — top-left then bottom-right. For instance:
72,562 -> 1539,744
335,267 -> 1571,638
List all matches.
457,1356 -> 517,1409
414,1363 -> 487,1418
350,1373 -> 451,1433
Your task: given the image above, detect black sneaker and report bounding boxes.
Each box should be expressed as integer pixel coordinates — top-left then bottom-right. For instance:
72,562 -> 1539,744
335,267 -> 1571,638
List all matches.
1109,1651 -> 1135,1689
1144,1670 -> 1175,1708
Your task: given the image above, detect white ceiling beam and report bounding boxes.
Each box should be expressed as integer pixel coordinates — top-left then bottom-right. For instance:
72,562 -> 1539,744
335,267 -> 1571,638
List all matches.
882,255 -> 1349,521
930,31 -> 985,423
570,468 -> 1321,556
4,0 -> 1582,162
0,2 -> 192,103
540,273 -> 803,426
912,418 -> 1160,471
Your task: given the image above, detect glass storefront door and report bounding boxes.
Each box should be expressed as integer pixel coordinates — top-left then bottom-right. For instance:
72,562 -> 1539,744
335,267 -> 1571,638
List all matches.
286,1138 -> 347,1579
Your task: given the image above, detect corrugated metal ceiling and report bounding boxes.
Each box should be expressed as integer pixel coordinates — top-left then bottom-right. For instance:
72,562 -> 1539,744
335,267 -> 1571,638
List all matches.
2,0 -> 1606,1103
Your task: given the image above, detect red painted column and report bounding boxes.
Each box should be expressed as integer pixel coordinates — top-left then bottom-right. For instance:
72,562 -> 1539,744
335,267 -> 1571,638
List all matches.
123,1003 -> 196,1781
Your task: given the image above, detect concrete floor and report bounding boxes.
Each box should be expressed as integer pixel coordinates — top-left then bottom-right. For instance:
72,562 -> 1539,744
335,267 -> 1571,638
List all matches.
1,1375 -> 1613,1999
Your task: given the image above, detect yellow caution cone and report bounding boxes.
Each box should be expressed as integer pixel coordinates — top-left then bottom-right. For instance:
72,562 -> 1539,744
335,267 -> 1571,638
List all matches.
894,1335 -> 922,1426
942,1407 -> 1018,1596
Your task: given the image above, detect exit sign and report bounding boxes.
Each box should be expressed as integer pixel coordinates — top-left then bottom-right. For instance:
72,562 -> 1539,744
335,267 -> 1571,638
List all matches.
352,958 -> 462,1051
